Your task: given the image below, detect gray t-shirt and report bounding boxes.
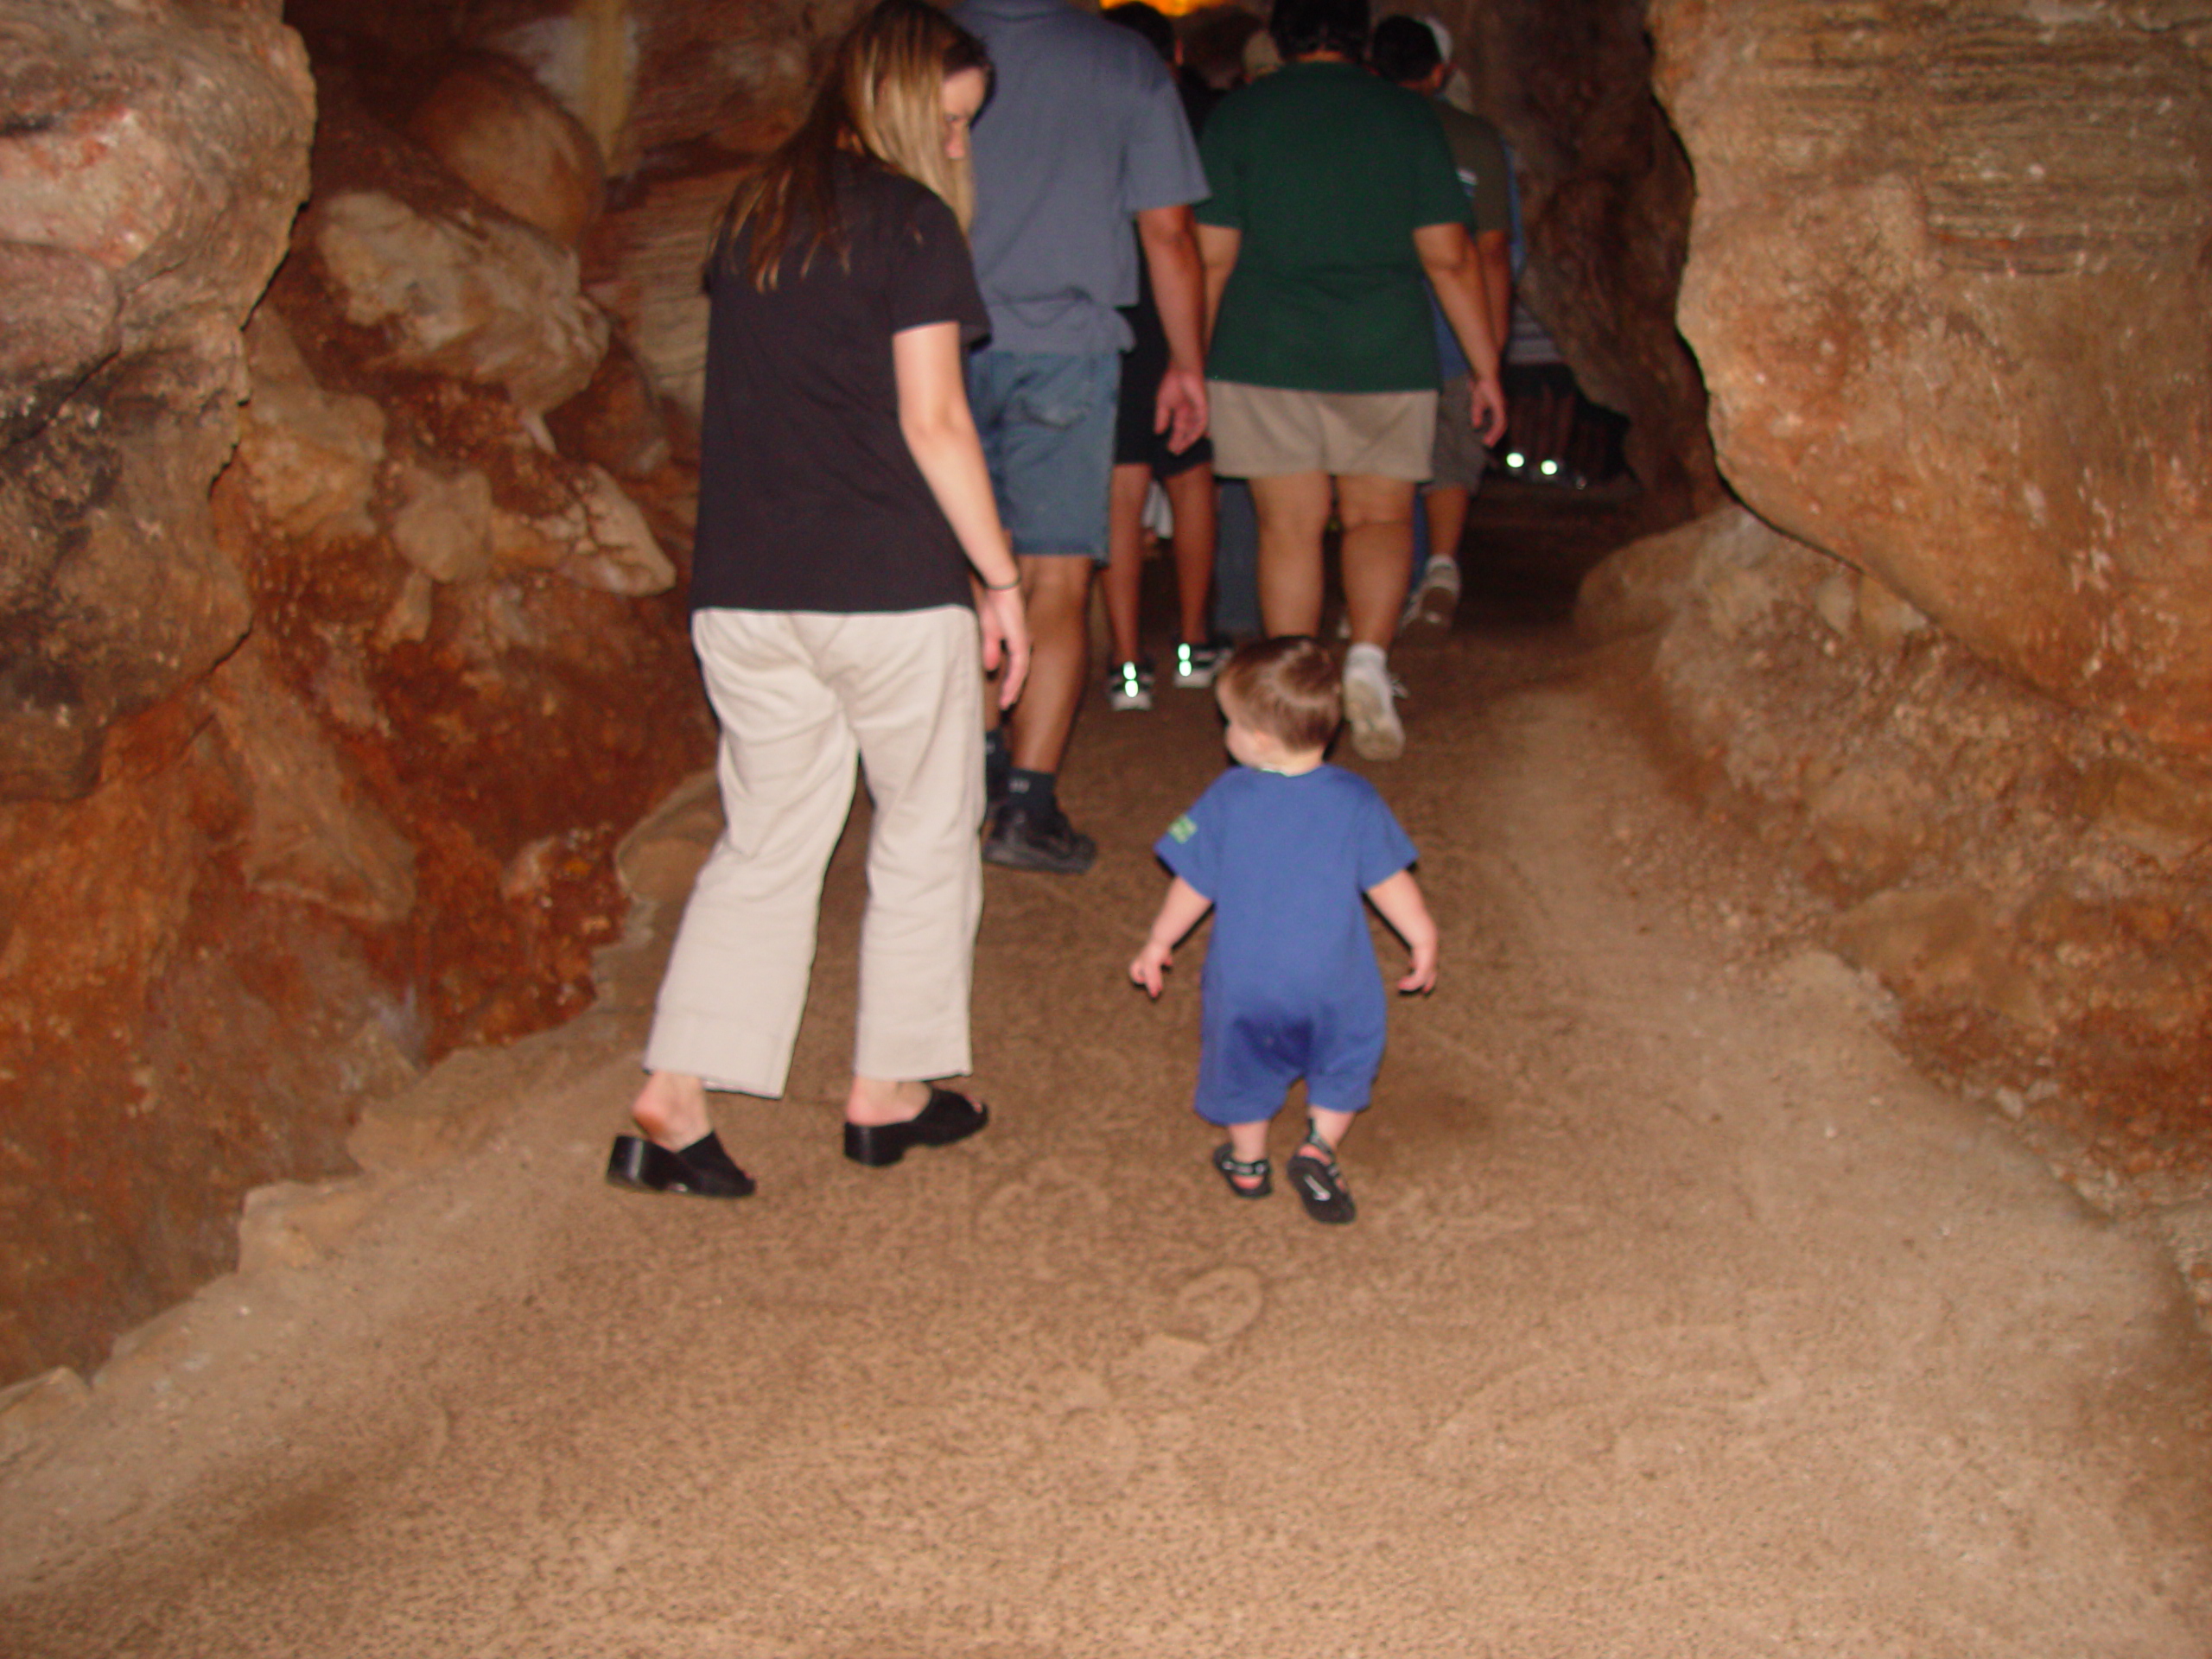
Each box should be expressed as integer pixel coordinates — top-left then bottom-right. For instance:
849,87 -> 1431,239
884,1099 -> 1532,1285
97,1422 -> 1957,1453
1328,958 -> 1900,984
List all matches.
955,0 -> 1209,355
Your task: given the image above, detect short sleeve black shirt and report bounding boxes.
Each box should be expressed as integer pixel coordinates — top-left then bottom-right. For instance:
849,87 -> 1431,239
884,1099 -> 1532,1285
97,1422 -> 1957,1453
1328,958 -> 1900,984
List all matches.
690,162 -> 990,615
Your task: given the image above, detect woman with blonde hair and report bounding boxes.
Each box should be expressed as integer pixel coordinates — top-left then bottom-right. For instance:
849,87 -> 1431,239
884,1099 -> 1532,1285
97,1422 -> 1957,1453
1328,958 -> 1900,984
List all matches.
608,0 -> 1028,1198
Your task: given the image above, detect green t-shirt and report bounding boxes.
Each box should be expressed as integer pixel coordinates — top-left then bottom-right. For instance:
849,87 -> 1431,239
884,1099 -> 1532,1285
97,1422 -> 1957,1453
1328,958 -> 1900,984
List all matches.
1197,60 -> 1473,393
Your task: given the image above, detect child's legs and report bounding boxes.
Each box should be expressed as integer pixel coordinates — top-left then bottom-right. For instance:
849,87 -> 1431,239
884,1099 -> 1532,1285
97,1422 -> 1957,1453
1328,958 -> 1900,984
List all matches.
1194,1003 -> 1308,1147
1301,1001 -> 1386,1154
1226,1118 -> 1273,1166
1303,1106 -> 1357,1154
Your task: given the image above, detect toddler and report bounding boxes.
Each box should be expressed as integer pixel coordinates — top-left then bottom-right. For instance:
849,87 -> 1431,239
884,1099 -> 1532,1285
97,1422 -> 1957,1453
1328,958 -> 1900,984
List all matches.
1130,636 -> 1438,1224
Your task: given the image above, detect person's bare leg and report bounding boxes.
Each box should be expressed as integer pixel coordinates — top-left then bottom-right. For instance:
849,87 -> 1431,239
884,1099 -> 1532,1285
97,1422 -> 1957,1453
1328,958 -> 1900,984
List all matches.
1163,461 -> 1217,647
1007,553 -> 1092,772
845,1076 -> 932,1127
1250,470 -> 1333,637
1103,462 -> 1151,667
1423,484 -> 1470,577
1337,474 -> 1419,650
1301,1106 -> 1355,1158
630,1069 -> 711,1150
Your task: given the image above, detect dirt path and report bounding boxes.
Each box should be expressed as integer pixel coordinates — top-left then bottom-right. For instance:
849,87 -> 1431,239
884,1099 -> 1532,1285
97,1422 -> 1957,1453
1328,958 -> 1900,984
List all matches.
4,628 -> 2209,1656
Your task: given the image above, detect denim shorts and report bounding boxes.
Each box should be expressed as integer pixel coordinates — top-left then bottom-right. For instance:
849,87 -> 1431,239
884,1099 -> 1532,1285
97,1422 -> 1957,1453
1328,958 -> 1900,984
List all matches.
966,349 -> 1121,563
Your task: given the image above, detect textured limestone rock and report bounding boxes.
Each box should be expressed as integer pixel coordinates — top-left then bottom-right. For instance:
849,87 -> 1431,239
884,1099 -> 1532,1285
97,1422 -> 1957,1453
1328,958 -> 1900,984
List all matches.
542,465 -> 677,596
406,53 -> 607,247
545,334 -> 673,480
0,1367 -> 89,1469
1649,0 -> 2212,753
587,166 -> 730,416
1433,0 -> 1723,523
1584,506 -> 2212,1139
236,1178 -> 379,1274
0,0 -> 315,804
0,244 -> 120,447
391,463 -> 499,583
472,0 -> 823,168
1830,887 -> 2050,1032
205,645 -> 418,927
2,1 -> 715,1392
232,311 -> 387,545
312,188 -> 610,413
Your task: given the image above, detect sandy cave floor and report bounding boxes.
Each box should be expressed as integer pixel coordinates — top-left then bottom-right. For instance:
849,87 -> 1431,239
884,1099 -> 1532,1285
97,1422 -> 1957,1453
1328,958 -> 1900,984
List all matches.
4,595 -> 2212,1656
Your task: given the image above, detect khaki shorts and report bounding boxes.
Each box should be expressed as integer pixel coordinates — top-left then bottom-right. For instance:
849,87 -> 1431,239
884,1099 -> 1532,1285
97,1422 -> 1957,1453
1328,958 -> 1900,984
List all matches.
1208,381 -> 1437,481
1430,372 -> 1491,492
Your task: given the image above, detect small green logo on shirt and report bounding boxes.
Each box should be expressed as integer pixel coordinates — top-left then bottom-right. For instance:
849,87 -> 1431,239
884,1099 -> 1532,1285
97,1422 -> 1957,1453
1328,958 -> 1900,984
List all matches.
1166,814 -> 1197,843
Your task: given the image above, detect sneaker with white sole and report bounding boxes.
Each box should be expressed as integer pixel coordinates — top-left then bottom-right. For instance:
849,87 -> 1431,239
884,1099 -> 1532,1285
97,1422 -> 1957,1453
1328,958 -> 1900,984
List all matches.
1399,556 -> 1460,642
1172,639 -> 1224,689
1342,657 -> 1405,760
1104,658 -> 1154,712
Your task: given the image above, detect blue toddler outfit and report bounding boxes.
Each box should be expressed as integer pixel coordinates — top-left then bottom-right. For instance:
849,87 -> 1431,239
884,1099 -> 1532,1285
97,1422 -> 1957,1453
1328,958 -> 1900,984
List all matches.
1155,765 -> 1418,1125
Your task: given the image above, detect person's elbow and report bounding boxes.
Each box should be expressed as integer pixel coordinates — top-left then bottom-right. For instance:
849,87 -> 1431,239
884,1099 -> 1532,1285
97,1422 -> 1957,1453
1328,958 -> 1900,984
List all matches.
899,401 -> 967,465
1414,223 -> 1476,279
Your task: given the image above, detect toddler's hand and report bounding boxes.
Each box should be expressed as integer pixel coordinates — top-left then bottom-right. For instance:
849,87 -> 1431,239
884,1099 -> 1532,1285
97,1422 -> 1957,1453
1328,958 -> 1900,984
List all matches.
1396,941 -> 1438,995
1130,942 -> 1172,998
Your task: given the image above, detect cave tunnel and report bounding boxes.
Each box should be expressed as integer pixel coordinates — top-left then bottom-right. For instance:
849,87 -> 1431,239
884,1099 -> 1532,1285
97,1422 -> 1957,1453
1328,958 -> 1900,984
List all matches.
3,0 -> 2211,1644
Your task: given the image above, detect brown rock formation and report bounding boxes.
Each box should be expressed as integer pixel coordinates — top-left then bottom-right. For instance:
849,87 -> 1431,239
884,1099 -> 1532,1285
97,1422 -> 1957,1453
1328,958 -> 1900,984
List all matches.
0,0 -> 315,802
1584,506 -> 2212,1181
0,10 -> 712,1387
1649,0 -> 2212,753
1436,0 -> 1724,524
407,54 -> 607,248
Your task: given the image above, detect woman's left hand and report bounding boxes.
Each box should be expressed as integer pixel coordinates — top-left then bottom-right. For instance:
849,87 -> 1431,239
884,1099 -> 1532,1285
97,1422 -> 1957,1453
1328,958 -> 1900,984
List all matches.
977,580 -> 1031,709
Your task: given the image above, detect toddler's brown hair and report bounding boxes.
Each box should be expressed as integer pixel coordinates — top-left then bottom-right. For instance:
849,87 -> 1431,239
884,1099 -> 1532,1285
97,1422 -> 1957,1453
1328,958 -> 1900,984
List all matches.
1216,636 -> 1341,755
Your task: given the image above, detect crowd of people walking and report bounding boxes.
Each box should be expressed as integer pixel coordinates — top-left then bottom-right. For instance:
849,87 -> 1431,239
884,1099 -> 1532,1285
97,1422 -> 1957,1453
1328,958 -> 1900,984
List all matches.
607,0 -> 1539,1223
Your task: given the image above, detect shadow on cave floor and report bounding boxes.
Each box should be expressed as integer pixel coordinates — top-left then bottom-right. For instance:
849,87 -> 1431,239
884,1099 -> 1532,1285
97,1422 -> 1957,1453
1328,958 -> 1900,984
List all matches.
5,472 -> 2210,1656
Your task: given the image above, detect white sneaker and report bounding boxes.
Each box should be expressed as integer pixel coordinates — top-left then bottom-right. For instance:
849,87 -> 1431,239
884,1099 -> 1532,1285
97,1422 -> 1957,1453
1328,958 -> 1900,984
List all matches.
1342,654 -> 1404,760
1400,556 -> 1460,641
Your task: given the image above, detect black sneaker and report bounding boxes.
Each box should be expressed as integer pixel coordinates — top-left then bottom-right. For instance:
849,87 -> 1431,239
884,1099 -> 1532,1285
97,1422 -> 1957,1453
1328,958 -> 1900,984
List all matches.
1172,638 -> 1225,689
983,799 -> 1097,874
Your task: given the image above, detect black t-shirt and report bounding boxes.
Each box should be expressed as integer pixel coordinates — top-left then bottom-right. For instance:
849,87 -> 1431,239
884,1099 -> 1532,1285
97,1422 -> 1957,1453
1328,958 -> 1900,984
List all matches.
691,161 -> 989,615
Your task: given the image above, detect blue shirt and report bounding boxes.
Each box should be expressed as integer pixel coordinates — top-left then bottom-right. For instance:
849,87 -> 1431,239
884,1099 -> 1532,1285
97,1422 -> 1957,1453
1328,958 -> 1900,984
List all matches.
1156,764 -> 1417,1008
955,0 -> 1209,355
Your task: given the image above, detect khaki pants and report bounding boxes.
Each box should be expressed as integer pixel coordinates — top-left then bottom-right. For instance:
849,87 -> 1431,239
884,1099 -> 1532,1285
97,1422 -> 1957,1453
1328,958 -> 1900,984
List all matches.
645,607 -> 985,1096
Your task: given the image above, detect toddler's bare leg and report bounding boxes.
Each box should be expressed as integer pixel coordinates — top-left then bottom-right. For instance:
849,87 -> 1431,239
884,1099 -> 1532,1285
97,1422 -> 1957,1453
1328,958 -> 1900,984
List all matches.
1305,1106 -> 1356,1154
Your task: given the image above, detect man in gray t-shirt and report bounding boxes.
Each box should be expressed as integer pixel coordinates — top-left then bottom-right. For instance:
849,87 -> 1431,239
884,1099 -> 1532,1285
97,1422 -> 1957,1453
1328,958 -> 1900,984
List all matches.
957,0 -> 1211,876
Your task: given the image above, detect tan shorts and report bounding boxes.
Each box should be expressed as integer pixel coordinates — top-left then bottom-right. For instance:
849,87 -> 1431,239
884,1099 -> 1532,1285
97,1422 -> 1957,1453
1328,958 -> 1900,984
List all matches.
1430,373 -> 1491,492
1208,381 -> 1438,481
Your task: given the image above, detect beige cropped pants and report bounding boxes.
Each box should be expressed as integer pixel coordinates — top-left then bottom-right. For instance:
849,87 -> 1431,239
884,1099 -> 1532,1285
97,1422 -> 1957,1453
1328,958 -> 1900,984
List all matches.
644,607 -> 985,1096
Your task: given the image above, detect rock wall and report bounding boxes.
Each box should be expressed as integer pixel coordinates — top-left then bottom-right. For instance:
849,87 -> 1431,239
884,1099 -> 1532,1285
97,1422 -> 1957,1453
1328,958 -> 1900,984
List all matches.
1585,506 -> 2212,1206
1440,0 -> 1724,523
0,1 -> 711,1387
1649,0 -> 2212,754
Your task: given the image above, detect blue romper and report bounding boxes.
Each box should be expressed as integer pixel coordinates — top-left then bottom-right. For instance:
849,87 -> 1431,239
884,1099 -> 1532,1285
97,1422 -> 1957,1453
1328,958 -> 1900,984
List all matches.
1155,765 -> 1418,1125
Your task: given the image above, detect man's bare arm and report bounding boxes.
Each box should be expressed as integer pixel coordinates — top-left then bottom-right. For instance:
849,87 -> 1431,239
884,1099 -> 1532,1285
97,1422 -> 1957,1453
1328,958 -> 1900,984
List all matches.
1135,203 -> 1209,453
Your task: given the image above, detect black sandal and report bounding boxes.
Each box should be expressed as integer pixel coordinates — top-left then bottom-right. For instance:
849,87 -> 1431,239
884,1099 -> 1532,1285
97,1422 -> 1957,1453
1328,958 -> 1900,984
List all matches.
843,1087 -> 989,1167
1285,1123 -> 1355,1224
606,1130 -> 756,1199
1211,1142 -> 1272,1198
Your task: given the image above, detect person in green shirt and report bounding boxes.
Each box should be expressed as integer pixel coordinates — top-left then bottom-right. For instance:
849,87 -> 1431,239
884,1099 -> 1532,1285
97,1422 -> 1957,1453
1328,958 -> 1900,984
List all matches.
1196,0 -> 1505,760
